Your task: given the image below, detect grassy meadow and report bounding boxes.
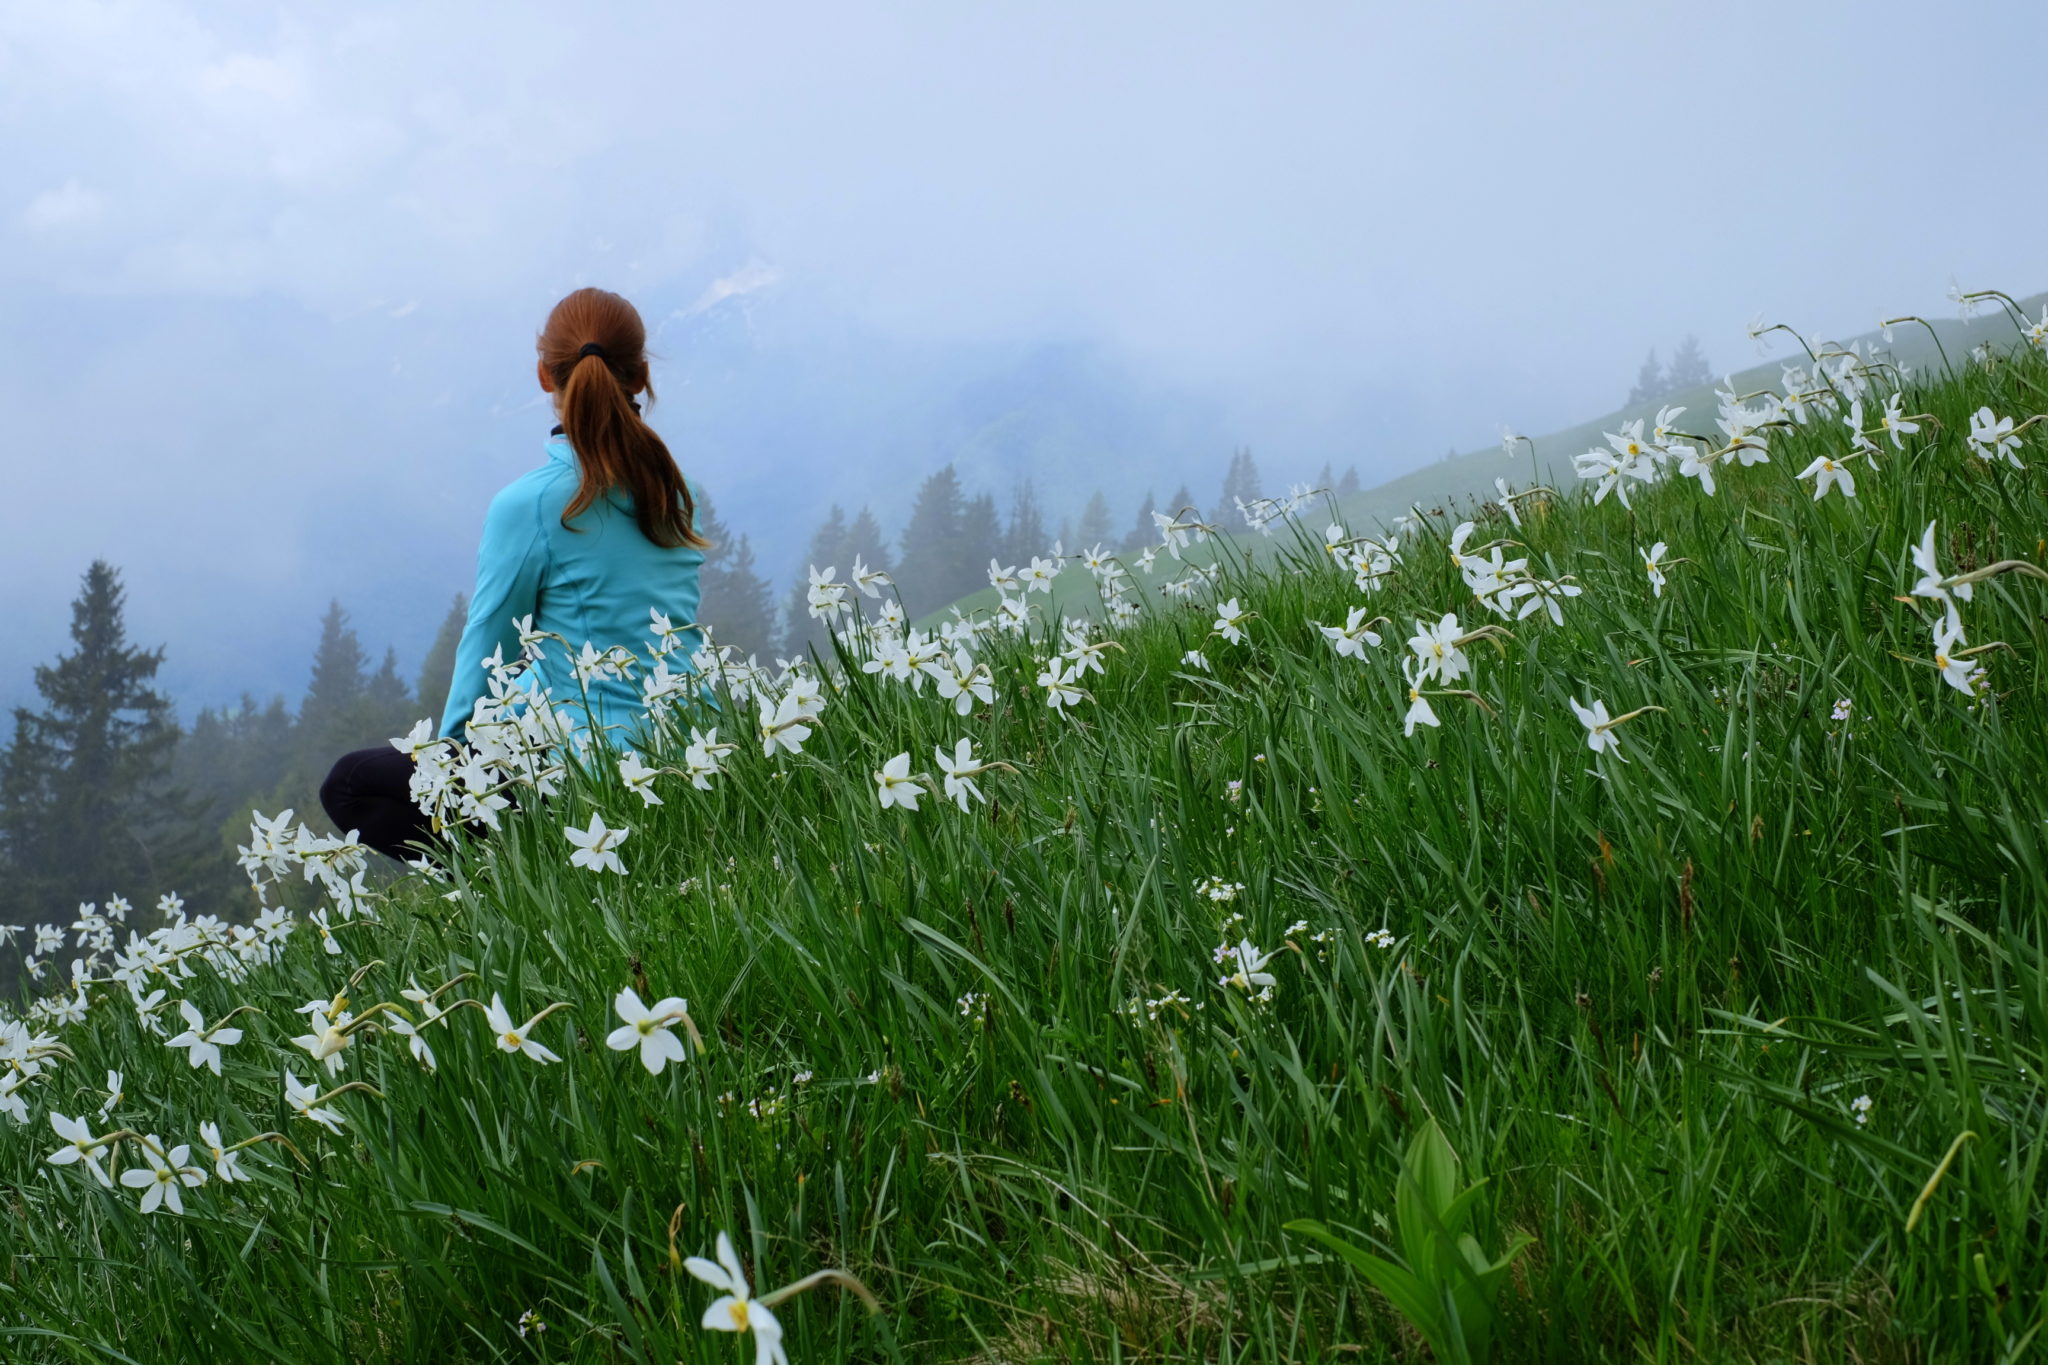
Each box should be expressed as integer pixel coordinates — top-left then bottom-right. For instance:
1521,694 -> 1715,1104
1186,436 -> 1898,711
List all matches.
4,306 -> 2048,1363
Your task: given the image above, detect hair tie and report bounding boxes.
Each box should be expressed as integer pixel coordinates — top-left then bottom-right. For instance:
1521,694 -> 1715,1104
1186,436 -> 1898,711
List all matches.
578,341 -> 608,360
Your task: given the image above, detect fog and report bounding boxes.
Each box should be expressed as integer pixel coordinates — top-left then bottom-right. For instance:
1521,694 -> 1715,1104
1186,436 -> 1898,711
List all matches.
2,0 -> 2043,714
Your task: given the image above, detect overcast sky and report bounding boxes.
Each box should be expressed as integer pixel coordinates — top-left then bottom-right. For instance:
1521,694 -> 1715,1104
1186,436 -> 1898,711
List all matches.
3,0 -> 2045,714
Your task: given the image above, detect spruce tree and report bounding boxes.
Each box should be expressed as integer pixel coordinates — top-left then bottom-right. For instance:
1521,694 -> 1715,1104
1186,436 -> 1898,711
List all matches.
958,493 -> 1002,596
1336,466 -> 1360,496
1167,485 -> 1197,520
1076,490 -> 1113,549
415,594 -> 468,725
1628,348 -> 1664,406
1316,462 -> 1335,491
692,489 -> 750,652
1003,480 -> 1048,566
296,601 -> 368,772
843,508 -> 892,575
1665,334 -> 1712,391
708,535 -> 777,656
1214,450 -> 1264,531
363,647 -> 415,732
895,466 -> 966,616
0,561 -> 189,923
1122,491 -> 1157,552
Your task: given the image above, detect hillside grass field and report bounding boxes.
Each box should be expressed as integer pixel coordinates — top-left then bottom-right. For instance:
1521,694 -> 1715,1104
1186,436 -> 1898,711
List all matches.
5,303 -> 2048,1363
934,295 -> 2048,630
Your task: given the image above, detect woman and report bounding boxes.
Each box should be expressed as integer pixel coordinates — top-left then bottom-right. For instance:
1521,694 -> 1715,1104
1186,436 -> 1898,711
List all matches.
320,287 -> 708,860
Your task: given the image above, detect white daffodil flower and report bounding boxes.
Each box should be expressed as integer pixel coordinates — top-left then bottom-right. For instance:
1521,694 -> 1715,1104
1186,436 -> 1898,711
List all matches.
1038,660 -> 1088,711
805,566 -> 848,621
1568,694 -> 1662,757
686,1231 -> 787,1365
1573,444 -> 1652,507
45,1112 -> 112,1188
683,727 -> 732,789
484,993 -> 563,1064
1021,556 -> 1060,593
1607,420 -> 1656,469
1216,940 -> 1277,998
1401,660 -> 1439,737
1447,520 -> 1477,571
617,751 -> 663,807
290,1008 -> 353,1077
1909,520 -> 1973,629
119,1135 -> 206,1215
98,1069 -> 123,1118
1879,391 -> 1920,450
1675,443 -> 1723,495
1967,406 -> 2025,468
850,555 -> 892,598
1211,598 -> 1252,644
391,718 -> 444,760
933,738 -> 994,812
0,1070 -> 32,1125
165,1000 -> 244,1077
284,1071 -> 346,1135
646,608 -> 687,655
1570,696 -> 1623,755
874,753 -> 925,812
933,649 -> 994,716
1491,480 -> 1522,528
565,812 -> 631,876
307,907 -> 344,956
1796,452 -> 1856,501
1319,607 -> 1382,660
1406,613 -> 1470,685
1641,543 -> 1669,598
198,1121 -> 249,1183
389,1017 -> 438,1072
1932,617 -> 1982,695
757,693 -> 815,758
2027,305 -> 2048,351
605,987 -> 692,1076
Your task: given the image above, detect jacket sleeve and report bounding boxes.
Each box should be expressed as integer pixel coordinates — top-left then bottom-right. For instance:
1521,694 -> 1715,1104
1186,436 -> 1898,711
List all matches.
440,480 -> 549,740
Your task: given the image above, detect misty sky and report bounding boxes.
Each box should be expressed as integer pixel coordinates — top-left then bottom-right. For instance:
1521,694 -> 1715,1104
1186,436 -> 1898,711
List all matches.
3,0 -> 2045,717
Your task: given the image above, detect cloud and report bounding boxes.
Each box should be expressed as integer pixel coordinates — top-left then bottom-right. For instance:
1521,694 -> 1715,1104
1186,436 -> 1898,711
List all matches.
20,179 -> 104,231
675,260 -> 783,320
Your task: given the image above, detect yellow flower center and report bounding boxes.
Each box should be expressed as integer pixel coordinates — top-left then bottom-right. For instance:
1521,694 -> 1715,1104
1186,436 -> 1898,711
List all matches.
728,1300 -> 752,1331
502,1032 -> 523,1049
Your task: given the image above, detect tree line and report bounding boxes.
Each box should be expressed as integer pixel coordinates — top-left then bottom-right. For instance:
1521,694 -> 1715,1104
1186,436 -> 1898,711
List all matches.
0,454 -> 1366,955
1627,335 -> 1714,406
777,452 -> 1360,653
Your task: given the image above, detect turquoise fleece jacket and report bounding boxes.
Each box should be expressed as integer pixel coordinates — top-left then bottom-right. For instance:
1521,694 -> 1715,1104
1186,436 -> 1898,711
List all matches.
439,432 -> 704,746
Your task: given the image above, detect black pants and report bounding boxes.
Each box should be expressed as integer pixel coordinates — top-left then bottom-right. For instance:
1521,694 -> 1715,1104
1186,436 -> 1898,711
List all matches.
320,747 -> 438,862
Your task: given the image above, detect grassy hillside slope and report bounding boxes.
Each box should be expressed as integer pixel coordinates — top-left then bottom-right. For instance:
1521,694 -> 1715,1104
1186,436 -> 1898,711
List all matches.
932,292 -> 2046,628
3,310 -> 2047,1363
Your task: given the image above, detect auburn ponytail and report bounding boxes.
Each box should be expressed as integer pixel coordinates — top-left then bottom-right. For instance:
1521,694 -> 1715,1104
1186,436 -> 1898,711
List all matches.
537,287 -> 706,550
